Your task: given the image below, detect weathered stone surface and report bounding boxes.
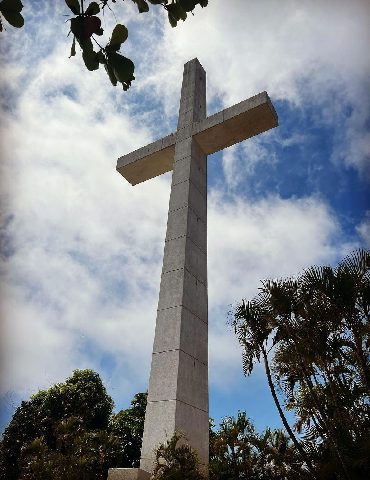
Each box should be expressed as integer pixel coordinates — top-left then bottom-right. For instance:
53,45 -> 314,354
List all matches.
178,59 -> 206,127
165,206 -> 207,253
171,155 -> 207,198
116,134 -> 176,185
152,306 -> 208,364
116,89 -> 277,186
140,400 -> 177,473
174,137 -> 193,161
139,59 -> 208,475
147,350 -> 207,411
157,267 -> 207,323
114,57 -> 278,477
176,349 -> 208,410
146,350 -> 181,402
175,400 -> 209,466
193,91 -> 278,155
192,110 -> 223,135
176,124 -> 193,142
182,267 -> 208,322
162,236 -> 207,284
168,180 -> 206,221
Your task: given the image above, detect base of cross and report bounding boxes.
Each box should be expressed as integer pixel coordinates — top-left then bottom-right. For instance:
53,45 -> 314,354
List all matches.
107,468 -> 150,480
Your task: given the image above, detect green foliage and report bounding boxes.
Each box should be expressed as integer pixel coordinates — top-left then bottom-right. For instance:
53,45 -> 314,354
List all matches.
0,370 -> 147,480
209,412 -> 309,480
85,1 -> 100,15
0,0 -> 209,89
0,0 -> 24,31
152,432 -> 206,480
64,0 -> 209,90
66,0 -> 80,15
18,417 -> 121,480
109,392 -> 148,467
105,51 -> 135,91
109,24 -> 129,51
233,249 -> 370,479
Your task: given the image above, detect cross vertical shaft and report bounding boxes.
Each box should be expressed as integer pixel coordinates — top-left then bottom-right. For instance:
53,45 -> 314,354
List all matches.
140,58 -> 209,473
109,57 -> 278,480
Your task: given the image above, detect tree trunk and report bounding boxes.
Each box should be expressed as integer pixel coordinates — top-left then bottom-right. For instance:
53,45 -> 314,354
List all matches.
261,345 -> 318,478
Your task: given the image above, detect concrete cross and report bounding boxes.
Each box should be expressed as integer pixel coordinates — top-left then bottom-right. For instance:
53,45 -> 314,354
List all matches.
108,58 -> 278,480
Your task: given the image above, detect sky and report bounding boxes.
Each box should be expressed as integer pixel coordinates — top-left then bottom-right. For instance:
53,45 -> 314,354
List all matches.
0,0 -> 369,436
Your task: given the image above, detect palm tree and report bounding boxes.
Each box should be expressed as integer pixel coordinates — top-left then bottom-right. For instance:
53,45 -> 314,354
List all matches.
233,300 -> 317,477
233,249 -> 370,480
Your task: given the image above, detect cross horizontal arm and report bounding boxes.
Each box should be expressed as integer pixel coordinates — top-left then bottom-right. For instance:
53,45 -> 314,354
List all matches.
116,91 -> 277,186
117,133 -> 176,185
193,91 -> 278,155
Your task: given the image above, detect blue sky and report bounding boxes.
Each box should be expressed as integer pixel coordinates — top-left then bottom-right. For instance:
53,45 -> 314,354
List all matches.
0,0 -> 369,436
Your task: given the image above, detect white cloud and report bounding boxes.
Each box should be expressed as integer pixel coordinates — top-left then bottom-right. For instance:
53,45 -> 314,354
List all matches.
0,0 -> 367,424
0,26 -> 172,404
206,192 -> 357,384
356,212 -> 370,247
146,0 -> 370,173
208,193 -> 342,308
221,134 -> 278,190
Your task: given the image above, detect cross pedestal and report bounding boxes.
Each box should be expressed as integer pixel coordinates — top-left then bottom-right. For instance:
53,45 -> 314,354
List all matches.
108,58 -> 278,479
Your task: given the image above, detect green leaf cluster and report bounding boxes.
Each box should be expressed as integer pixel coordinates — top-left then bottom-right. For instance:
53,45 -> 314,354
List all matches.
165,0 -> 208,27
0,370 -> 148,480
209,412 -> 306,480
17,419 -> 122,480
152,432 -> 206,480
233,248 -> 370,479
109,392 -> 148,468
1,0 -> 209,90
66,0 -> 80,15
66,0 -> 135,90
0,0 -> 24,30
63,0 -> 209,91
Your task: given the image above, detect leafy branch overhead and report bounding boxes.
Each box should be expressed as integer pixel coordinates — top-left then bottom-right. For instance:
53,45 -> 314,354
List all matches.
0,0 -> 24,31
66,0 -> 209,90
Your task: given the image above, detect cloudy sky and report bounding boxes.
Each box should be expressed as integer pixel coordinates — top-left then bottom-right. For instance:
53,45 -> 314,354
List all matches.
1,0 -> 369,435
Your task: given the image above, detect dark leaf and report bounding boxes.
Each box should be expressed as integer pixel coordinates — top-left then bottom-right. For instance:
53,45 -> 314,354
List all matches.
104,63 -> 117,86
65,0 -> 80,15
167,11 -> 177,27
85,1 -> 100,15
133,0 -> 149,13
176,3 -> 187,20
71,16 -> 101,42
70,16 -> 83,39
198,0 -> 208,6
97,50 -> 105,64
83,15 -> 101,37
81,40 -> 99,71
108,24 -> 128,51
166,3 -> 186,27
107,51 -> 135,90
0,0 -> 23,13
178,0 -> 197,12
0,9 -> 23,27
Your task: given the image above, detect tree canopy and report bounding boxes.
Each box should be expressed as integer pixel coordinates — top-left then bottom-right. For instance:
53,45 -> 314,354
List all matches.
152,431 -> 206,480
0,0 -> 209,90
233,248 -> 370,479
0,369 -> 147,480
209,412 -> 306,480
1,249 -> 369,479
